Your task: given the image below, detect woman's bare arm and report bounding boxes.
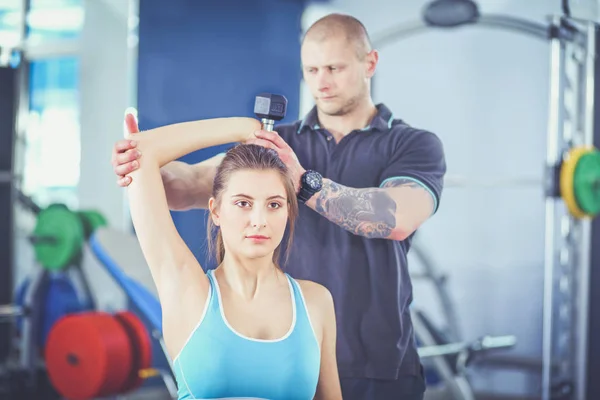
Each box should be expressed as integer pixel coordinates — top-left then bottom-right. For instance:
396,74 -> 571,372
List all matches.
113,119 -> 251,211
314,287 -> 342,400
125,116 -> 260,298
298,280 -> 343,400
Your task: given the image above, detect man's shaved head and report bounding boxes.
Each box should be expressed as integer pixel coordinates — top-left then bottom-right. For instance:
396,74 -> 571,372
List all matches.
300,13 -> 378,118
302,13 -> 372,59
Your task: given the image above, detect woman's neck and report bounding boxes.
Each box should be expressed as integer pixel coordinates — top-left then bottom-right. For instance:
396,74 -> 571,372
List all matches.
215,254 -> 280,301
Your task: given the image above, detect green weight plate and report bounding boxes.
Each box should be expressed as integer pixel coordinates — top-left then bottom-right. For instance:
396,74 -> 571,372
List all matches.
78,210 -> 108,239
33,206 -> 84,271
574,151 -> 600,216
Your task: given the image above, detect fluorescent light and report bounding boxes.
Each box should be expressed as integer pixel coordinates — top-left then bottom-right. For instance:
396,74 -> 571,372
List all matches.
27,7 -> 83,30
0,0 -> 21,11
1,7 -> 83,31
0,29 -> 19,47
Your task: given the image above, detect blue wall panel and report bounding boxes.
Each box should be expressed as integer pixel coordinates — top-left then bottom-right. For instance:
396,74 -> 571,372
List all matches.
137,0 -> 305,269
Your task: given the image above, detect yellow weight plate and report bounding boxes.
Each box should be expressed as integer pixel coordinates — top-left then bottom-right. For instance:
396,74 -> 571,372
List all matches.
560,146 -> 592,219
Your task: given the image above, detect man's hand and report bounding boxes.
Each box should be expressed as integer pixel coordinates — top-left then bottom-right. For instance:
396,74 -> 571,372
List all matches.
247,130 -> 305,192
112,113 -> 141,187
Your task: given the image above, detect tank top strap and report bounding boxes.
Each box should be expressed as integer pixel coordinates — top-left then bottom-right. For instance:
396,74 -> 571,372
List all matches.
204,269 -> 220,314
285,273 -> 302,304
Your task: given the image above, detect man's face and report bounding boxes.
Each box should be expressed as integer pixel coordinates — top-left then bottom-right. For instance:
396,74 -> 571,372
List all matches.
301,35 -> 376,116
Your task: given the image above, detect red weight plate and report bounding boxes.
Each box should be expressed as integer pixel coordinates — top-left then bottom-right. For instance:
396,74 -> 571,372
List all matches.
44,312 -> 133,400
113,311 -> 153,393
87,313 -> 133,397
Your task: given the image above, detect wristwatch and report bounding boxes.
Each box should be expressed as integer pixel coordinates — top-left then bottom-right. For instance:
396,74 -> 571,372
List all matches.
297,170 -> 323,203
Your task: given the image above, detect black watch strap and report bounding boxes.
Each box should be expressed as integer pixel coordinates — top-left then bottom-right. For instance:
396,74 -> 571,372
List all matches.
297,186 -> 315,203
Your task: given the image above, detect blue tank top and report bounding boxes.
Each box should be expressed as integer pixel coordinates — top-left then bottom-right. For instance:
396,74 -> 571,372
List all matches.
172,269 -> 321,399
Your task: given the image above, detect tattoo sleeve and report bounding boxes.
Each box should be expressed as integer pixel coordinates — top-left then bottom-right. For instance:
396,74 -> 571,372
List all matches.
313,178 -> 422,239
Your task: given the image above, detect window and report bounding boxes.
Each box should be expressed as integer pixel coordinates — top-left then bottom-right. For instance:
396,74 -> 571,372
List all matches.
27,0 -> 83,43
0,0 -> 23,47
21,57 -> 80,208
6,0 -> 85,208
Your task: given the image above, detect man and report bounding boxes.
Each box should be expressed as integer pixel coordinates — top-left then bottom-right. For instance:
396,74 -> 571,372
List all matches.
112,13 -> 446,399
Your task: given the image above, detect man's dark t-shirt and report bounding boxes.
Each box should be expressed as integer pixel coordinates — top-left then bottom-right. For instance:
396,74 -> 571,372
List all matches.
274,104 -> 446,380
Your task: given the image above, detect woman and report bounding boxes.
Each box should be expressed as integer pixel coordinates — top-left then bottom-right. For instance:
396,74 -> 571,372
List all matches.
122,113 -> 342,400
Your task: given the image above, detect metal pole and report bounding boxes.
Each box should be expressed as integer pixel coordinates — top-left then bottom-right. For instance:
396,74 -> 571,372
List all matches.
370,14 -> 550,49
574,20 -> 596,400
477,14 -> 550,39
410,241 -> 462,341
542,15 -> 564,400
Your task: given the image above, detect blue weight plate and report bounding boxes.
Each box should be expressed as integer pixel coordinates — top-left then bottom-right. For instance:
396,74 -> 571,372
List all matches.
14,273 -> 94,348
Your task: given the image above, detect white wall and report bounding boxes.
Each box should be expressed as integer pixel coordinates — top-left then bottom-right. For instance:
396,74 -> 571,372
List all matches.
78,0 -> 135,232
570,0 -> 600,20
303,0 -> 562,396
76,0 -> 136,312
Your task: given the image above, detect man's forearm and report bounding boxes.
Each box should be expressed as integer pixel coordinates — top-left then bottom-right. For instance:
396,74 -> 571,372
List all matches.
305,179 -> 401,240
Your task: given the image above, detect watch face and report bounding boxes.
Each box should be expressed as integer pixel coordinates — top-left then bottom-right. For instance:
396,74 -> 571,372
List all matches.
304,171 -> 322,190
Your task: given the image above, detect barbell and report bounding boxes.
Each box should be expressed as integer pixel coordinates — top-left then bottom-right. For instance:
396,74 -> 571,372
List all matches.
444,145 -> 600,219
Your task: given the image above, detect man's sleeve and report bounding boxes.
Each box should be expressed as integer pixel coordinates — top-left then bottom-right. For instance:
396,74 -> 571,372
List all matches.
379,129 -> 447,214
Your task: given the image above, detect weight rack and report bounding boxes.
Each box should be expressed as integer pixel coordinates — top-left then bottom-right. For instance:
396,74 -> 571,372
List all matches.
542,16 -> 596,400
587,20 -> 600,400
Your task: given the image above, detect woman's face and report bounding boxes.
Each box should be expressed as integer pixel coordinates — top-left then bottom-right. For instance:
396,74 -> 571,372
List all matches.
210,169 -> 289,262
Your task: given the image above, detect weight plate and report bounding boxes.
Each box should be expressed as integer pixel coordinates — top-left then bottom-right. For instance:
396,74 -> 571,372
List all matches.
45,312 -> 133,400
574,150 -> 600,216
560,147 -> 589,219
33,206 -> 84,270
113,311 -> 153,393
78,210 -> 108,239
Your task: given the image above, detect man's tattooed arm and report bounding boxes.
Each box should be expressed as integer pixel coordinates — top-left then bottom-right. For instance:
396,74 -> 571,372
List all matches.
305,178 -> 435,240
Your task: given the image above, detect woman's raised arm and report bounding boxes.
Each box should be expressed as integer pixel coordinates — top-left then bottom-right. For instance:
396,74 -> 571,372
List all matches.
124,113 -> 260,298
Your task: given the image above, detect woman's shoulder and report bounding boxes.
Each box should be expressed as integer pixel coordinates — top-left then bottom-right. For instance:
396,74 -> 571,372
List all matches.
294,279 -> 334,312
